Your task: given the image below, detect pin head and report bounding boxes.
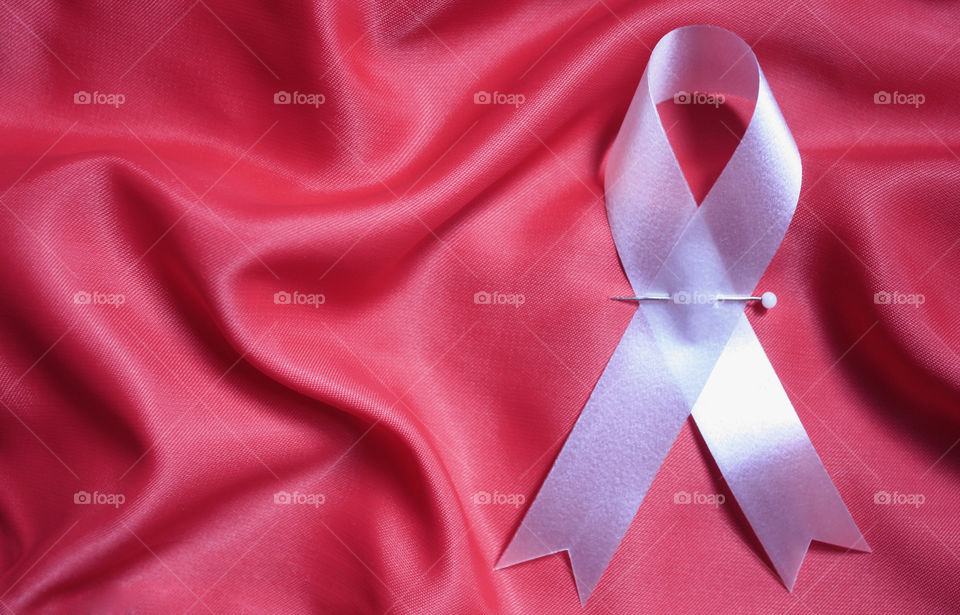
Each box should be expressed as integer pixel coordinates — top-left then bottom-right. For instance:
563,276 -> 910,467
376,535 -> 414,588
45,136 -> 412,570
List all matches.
760,291 -> 777,309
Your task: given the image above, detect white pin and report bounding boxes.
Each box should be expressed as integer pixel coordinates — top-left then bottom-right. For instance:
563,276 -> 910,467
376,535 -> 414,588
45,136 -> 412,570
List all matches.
611,291 -> 778,309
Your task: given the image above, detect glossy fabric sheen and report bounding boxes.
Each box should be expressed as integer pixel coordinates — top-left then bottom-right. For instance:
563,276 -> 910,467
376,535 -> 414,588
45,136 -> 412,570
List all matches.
0,1 -> 958,613
498,26 -> 864,604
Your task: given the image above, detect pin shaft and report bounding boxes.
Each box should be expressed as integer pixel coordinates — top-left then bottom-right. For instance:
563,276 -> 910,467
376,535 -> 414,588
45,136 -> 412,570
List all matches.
610,291 -> 777,309
610,295 -> 761,302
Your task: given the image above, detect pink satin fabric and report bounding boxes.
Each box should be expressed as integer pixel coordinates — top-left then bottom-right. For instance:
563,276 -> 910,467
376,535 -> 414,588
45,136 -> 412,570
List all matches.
0,1 -> 958,613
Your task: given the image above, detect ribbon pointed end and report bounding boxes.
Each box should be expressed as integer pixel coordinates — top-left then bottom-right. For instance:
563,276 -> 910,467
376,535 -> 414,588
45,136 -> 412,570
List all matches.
545,547 -> 603,605
845,532 -> 871,554
771,521 -> 871,592
496,529 -> 604,605
495,524 -> 558,570
769,537 -> 810,593
567,546 -> 606,605
813,519 -> 872,554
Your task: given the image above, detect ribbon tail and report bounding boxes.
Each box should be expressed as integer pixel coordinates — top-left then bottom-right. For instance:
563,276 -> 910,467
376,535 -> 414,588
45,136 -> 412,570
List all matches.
497,311 -> 691,604
692,315 -> 870,590
496,516 -> 625,606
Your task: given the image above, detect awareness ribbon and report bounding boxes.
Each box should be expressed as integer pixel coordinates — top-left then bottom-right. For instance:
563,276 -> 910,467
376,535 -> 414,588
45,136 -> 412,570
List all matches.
497,25 -> 868,604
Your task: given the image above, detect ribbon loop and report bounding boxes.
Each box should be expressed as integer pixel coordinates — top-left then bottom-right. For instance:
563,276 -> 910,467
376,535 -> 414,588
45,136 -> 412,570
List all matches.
498,25 -> 866,605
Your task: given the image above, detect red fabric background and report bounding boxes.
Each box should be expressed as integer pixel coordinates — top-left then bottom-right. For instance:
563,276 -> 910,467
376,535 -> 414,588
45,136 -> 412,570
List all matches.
1,1 -> 958,613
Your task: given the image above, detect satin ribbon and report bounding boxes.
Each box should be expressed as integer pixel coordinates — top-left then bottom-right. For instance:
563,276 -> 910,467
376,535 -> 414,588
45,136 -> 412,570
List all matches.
497,25 -> 868,604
